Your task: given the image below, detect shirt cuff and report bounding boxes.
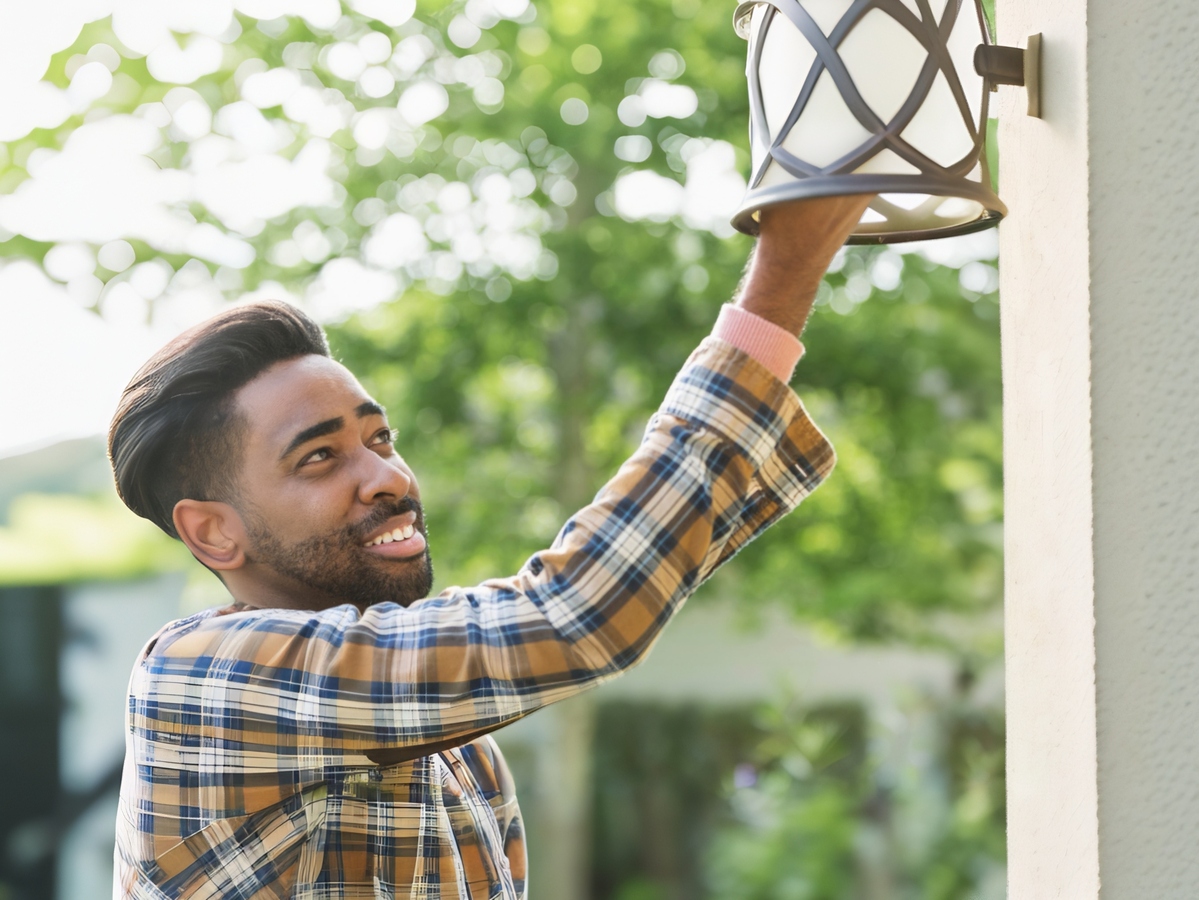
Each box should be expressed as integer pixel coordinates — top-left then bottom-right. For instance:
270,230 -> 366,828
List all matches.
711,304 -> 805,383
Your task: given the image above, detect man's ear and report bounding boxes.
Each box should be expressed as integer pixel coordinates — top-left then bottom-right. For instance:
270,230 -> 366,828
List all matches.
173,500 -> 249,571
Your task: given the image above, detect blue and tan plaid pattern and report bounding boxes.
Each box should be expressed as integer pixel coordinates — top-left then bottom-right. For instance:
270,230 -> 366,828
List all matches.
113,338 -> 835,899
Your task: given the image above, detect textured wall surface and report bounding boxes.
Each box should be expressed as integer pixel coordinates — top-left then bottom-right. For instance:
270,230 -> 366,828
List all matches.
1087,0 -> 1199,894
1001,0 -> 1199,896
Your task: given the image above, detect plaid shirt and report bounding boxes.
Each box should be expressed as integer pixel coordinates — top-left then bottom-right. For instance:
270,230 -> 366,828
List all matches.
113,337 -> 834,899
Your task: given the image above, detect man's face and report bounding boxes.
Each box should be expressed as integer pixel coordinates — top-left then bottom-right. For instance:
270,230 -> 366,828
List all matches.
228,354 -> 433,609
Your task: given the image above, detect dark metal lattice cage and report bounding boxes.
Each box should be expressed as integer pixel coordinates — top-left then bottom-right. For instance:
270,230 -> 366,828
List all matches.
732,0 -> 1007,244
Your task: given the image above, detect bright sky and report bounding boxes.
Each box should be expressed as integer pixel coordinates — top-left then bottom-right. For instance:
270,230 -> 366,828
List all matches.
0,0 -> 998,460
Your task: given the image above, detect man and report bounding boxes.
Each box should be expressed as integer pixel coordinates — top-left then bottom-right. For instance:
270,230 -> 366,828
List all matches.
107,194 -> 870,899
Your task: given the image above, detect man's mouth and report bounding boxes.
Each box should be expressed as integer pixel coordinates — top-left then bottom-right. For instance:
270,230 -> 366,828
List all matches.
360,512 -> 426,559
363,523 -> 416,547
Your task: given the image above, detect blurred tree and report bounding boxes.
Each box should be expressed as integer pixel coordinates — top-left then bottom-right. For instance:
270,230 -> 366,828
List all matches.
705,691 -> 1006,900
588,702 -> 764,900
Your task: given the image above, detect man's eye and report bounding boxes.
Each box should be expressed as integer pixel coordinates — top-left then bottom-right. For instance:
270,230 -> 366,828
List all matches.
300,448 -> 333,466
372,428 -> 393,446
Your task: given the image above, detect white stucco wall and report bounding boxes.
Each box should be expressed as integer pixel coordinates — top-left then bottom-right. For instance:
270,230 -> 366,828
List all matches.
1000,1 -> 1199,895
998,3 -> 1099,894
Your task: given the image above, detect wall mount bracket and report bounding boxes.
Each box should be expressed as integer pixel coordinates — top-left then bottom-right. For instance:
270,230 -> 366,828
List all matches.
975,33 -> 1042,118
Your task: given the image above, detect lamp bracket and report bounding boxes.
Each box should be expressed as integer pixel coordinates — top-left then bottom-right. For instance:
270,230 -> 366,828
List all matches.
975,34 -> 1042,118
975,45 -> 1024,85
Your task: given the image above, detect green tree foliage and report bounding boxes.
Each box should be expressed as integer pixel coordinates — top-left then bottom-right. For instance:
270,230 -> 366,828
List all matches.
707,694 -> 1005,900
586,692 -> 1005,900
0,493 -> 188,586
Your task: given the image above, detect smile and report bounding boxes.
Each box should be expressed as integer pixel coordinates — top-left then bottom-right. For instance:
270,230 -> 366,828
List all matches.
360,512 -> 427,560
363,524 -> 416,547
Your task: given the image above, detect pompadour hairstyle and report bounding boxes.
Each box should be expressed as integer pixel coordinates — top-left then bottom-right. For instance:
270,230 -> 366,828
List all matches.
108,300 -> 329,538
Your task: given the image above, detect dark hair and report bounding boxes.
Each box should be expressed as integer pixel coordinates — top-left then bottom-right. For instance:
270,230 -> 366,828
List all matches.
108,301 -> 329,538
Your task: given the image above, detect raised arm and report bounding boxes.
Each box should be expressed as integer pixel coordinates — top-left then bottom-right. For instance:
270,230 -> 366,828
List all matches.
131,199 -> 869,769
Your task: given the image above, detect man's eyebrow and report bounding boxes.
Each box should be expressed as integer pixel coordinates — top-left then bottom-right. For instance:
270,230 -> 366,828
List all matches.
356,401 -> 385,419
279,417 -> 344,460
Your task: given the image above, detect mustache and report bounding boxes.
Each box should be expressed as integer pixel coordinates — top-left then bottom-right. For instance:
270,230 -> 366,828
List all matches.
348,496 -> 424,543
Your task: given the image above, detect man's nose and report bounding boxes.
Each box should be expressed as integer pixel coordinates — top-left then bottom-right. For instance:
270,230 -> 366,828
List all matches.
355,448 -> 411,505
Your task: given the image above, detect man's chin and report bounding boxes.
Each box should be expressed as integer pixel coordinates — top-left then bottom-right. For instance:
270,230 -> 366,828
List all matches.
252,537 -> 434,611
358,550 -> 434,608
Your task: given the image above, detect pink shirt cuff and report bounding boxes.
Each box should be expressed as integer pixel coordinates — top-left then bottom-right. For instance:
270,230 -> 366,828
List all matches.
711,304 -> 805,383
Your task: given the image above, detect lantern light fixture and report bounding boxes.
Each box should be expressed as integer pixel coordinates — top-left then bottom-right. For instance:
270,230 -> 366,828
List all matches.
732,0 -> 1040,244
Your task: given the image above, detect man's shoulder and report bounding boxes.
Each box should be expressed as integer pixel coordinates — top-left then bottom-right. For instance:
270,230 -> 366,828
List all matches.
144,602 -> 365,661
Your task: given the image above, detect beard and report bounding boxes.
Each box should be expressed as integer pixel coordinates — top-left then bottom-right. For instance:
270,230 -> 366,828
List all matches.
243,497 -> 435,609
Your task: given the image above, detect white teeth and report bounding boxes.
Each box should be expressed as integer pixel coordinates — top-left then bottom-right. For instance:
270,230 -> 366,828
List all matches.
364,524 -> 416,547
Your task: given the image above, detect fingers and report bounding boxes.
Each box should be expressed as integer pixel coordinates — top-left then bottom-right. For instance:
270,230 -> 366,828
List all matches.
757,194 -> 875,247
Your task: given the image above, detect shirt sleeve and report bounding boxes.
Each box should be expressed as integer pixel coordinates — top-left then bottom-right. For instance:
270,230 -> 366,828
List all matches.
131,338 -> 835,769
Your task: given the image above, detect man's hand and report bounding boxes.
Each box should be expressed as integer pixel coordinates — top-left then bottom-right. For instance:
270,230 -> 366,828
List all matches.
736,195 -> 875,336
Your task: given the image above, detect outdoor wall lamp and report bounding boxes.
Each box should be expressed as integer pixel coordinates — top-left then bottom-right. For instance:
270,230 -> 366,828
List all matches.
731,0 -> 1041,244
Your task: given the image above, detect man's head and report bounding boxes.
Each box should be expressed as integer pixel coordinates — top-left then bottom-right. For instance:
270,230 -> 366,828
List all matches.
109,301 -> 433,610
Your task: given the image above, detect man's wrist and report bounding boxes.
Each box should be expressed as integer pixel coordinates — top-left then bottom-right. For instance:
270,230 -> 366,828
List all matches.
736,195 -> 874,336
